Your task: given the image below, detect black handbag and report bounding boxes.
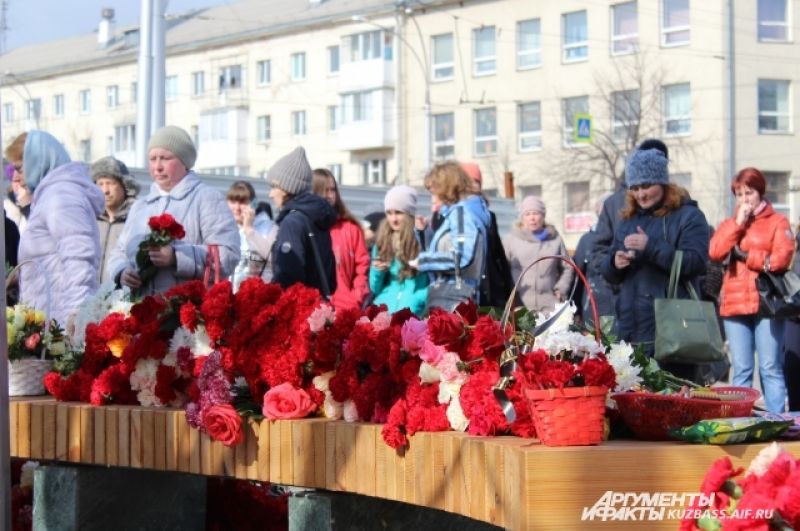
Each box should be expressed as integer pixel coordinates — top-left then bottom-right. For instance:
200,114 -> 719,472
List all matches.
426,206 -> 477,312
756,269 -> 800,319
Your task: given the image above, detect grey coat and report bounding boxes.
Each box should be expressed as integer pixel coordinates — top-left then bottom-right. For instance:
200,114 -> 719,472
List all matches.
503,225 -> 574,312
97,198 -> 135,285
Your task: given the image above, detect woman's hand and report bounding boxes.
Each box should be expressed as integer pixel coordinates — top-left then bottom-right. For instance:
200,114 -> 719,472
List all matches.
12,180 -> 31,208
614,250 -> 633,270
623,226 -> 648,251
148,245 -> 176,268
372,259 -> 389,271
415,215 -> 428,231
242,206 -> 255,231
121,268 -> 142,289
554,288 -> 564,302
735,203 -> 753,226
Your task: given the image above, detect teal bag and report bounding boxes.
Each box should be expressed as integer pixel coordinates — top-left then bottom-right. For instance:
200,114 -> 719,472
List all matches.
654,251 -> 726,364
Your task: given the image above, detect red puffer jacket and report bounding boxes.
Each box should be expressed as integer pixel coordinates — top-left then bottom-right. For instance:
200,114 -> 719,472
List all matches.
709,202 -> 795,317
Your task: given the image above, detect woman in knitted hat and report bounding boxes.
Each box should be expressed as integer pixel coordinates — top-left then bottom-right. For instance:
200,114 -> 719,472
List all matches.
312,168 -> 370,312
601,148 -> 710,359
369,185 -> 429,315
502,195 -> 573,312
108,125 -> 240,294
267,147 -> 337,295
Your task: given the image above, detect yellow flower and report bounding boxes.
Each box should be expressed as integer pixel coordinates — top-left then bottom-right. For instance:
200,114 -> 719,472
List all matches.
6,307 -> 15,321
33,310 -> 46,326
107,334 -> 132,358
7,323 -> 15,340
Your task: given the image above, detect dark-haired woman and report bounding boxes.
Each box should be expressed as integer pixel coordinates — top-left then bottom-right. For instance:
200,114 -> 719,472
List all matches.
710,167 -> 794,413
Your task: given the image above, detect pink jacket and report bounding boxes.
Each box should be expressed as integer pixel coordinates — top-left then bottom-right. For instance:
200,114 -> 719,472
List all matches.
330,219 -> 370,312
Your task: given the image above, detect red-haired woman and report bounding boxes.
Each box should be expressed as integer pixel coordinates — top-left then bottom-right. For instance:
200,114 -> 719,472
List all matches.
710,167 -> 794,413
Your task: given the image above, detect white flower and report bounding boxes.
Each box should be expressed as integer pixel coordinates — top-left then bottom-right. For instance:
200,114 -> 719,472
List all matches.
192,326 -> 213,357
343,399 -> 360,422
313,371 -> 336,394
746,442 -> 784,477
419,362 -> 441,384
20,461 -> 39,488
129,358 -> 159,392
535,331 -> 604,358
136,388 -> 161,408
162,351 -> 177,367
446,397 -> 469,432
169,326 -> 194,355
323,396 -> 344,419
437,382 -> 462,405
371,311 -> 392,331
536,301 -> 577,337
606,341 -> 643,392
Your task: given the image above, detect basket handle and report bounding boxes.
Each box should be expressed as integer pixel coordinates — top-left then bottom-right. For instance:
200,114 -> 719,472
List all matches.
499,255 -> 601,344
6,259 -> 52,361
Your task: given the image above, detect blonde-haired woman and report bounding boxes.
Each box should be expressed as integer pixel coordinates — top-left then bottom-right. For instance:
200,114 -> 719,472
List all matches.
369,185 -> 428,315
415,162 -> 490,311
503,196 -> 573,312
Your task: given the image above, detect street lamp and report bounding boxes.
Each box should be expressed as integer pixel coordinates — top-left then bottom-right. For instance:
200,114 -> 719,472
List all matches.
351,13 -> 432,176
3,71 -> 40,129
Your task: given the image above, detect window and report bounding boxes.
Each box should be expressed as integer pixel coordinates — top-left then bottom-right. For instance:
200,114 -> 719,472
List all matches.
80,90 -> 91,113
517,19 -> 542,70
191,125 -> 199,147
348,30 -> 382,62
432,33 -> 454,80
328,46 -> 340,75
257,115 -> 271,143
663,83 -> 691,135
26,99 -> 41,121
3,103 -> 13,122
341,91 -> 372,123
662,0 -> 690,46
131,82 -> 138,104
518,102 -> 542,151
292,110 -> 307,136
106,85 -> 119,108
165,76 -> 178,101
219,65 -> 242,90
362,159 -> 386,185
758,79 -> 791,133
764,171 -> 790,214
612,89 -> 641,139
291,53 -> 306,81
114,124 -> 136,152
433,113 -> 455,159
518,184 -> 542,198
563,10 -> 588,62
53,94 -> 64,117
758,0 -> 790,41
329,164 -> 342,180
612,2 -> 638,55
474,107 -> 497,156
563,96 -> 589,146
200,110 -> 229,141
257,60 -> 271,86
566,182 -> 591,214
192,71 -> 205,96
328,105 -> 340,131
671,173 -> 692,190
79,139 -> 92,162
473,26 -> 496,75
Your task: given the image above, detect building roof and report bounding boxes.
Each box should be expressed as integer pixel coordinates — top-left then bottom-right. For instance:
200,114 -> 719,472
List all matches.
0,0 -> 402,82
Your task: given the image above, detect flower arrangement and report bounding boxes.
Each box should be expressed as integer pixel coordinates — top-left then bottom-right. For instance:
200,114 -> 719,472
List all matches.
681,443 -> 800,530
136,213 -> 186,289
6,304 -> 66,362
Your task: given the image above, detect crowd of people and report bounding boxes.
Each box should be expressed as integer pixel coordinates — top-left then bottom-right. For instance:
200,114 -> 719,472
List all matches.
3,127 -> 799,413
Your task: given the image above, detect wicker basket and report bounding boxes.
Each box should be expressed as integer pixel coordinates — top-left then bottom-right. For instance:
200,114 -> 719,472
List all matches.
612,386 -> 761,440
8,359 -> 53,396
524,385 -> 608,446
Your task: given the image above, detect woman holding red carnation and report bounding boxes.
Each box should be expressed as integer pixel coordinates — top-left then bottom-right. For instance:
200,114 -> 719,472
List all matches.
109,126 -> 240,294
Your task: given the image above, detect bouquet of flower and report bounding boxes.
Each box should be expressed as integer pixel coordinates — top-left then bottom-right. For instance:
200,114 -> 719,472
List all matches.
681,442 -> 800,530
6,304 -> 66,362
136,213 -> 186,289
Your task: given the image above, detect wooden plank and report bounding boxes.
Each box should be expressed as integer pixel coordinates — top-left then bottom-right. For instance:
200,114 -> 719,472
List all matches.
117,407 -> 130,467
93,407 -> 106,465
42,403 -> 56,460
55,403 -> 68,460
166,410 -> 179,472
414,433 -> 432,507
269,421 -> 281,484
200,434 -> 213,476
221,438 -> 235,477
374,425 -> 387,500
280,421 -> 292,485
484,440 -> 503,526
256,420 -> 270,482
291,421 -> 313,487
333,422 -> 356,492
324,422 -> 336,491
402,434 -> 416,504
105,407 -> 119,466
244,419 -> 259,481
129,408 -> 142,468
463,437 -> 485,523
502,445 -> 523,531
383,441 -> 398,501
188,423 -> 201,474
354,424 -> 376,496
177,414 -> 191,473
312,420 -> 327,489
153,410 -> 167,471
429,433 -> 446,511
9,402 -> 18,457
141,409 -> 155,469
16,401 -> 30,459
211,439 -> 226,477
29,403 -> 43,459
234,419 -> 248,479
79,406 -> 94,463
67,405 -> 81,462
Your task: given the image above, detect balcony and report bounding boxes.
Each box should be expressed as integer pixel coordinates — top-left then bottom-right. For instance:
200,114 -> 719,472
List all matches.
336,88 -> 395,151
338,58 -> 394,93
194,107 -> 249,170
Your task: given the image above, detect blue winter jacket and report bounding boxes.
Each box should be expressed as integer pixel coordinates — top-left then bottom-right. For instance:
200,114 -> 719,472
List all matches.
369,247 -> 429,315
601,197 -> 709,347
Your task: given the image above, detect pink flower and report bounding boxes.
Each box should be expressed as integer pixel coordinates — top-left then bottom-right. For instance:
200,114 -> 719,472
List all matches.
437,351 -> 466,384
262,383 -> 316,420
24,333 -> 41,351
201,404 -> 243,447
372,311 -> 392,331
419,339 -> 445,366
401,318 -> 428,355
307,304 -> 335,334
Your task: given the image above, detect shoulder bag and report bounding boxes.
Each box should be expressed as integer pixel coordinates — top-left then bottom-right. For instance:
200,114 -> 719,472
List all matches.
756,265 -> 800,319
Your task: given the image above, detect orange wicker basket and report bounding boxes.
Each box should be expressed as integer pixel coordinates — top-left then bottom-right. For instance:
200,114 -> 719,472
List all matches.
612,386 -> 760,440
523,385 -> 608,446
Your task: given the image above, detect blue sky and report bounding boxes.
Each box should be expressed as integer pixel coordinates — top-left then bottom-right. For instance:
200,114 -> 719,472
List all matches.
4,0 -> 228,51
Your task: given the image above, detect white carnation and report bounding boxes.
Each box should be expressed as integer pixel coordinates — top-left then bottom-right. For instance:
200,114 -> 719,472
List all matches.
343,399 -> 360,422
419,362 -> 441,384
313,371 -> 335,394
192,326 -> 213,357
746,442 -> 784,477
323,395 -> 344,419
446,397 -> 469,432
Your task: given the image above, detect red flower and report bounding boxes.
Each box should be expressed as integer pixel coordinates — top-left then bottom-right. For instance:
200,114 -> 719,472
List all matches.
427,309 -> 465,350
23,333 -> 41,351
202,404 -> 243,447
148,213 -> 186,239
464,315 -> 505,362
578,357 -> 617,389
180,303 -> 199,332
701,457 -> 743,495
381,399 -> 408,450
155,364 -> 179,405
89,364 -> 136,406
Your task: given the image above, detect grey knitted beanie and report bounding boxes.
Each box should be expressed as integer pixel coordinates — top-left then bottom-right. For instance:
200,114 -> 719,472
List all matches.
268,146 -> 312,195
147,125 -> 197,169
625,148 -> 669,188
384,185 -> 417,216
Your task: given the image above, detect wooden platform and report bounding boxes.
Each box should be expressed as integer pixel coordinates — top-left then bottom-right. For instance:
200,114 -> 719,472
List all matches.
9,397 -> 800,530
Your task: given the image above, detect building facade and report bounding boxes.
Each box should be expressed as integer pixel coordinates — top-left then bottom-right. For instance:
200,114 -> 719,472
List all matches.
1,0 -> 798,247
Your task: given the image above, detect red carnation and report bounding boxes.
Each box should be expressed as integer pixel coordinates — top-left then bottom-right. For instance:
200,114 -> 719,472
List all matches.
578,357 -> 617,389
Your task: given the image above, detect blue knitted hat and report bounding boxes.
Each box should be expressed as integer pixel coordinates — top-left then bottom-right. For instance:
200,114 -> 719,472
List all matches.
625,148 -> 669,188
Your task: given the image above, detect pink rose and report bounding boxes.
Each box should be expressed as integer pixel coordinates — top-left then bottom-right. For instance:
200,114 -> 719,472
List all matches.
419,338 -> 445,366
262,383 -> 316,420
201,404 -> 243,447
24,333 -> 41,351
401,318 -> 428,355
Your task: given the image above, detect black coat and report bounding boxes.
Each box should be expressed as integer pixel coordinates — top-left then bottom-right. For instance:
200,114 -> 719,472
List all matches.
573,227 -> 616,327
272,192 -> 337,295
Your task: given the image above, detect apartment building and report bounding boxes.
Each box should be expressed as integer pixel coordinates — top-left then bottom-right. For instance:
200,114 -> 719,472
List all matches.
1,0 -> 798,248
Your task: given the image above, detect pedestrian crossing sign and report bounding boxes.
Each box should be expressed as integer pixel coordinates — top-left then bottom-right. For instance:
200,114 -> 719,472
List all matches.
574,113 -> 592,143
